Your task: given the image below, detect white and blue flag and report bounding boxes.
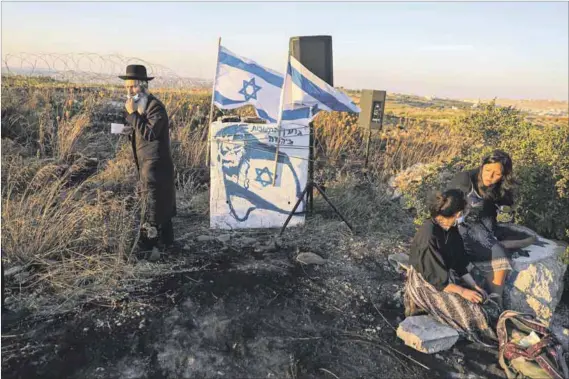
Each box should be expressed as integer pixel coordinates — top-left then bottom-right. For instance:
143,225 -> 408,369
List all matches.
214,46 -> 284,123
280,55 -> 360,123
213,46 -> 359,124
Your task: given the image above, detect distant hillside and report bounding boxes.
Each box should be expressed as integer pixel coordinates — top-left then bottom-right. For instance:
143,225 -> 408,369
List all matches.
347,90 -> 473,110
464,98 -> 568,117
3,65 -> 565,116
1,66 -> 212,89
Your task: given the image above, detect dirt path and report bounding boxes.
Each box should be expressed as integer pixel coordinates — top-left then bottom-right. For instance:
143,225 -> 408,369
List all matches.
1,197 -> 512,379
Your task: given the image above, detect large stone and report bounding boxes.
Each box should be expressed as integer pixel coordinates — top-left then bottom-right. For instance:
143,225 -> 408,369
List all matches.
387,163 -> 431,202
502,224 -> 568,325
216,234 -> 231,243
239,237 -> 258,246
296,252 -> 327,265
396,315 -> 459,353
387,162 -> 454,204
196,235 -> 215,242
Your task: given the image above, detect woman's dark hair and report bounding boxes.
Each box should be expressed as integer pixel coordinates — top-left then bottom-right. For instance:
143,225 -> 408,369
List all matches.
429,189 -> 466,218
479,149 -> 515,201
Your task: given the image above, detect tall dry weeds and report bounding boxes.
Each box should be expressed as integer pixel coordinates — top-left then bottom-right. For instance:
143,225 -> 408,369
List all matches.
370,123 -> 464,181
56,113 -> 91,161
2,79 -> 144,312
1,161 -> 141,312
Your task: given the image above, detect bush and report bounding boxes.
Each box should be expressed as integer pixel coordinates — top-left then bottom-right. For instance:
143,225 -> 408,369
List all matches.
455,101 -> 569,240
398,101 -> 569,241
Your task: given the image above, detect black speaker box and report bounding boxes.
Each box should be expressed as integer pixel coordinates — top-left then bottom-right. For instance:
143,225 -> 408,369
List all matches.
289,36 -> 333,86
358,90 -> 387,130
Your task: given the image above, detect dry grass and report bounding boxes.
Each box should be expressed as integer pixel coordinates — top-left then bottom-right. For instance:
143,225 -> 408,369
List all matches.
56,113 -> 91,161
1,161 -> 141,312
374,124 -> 462,174
91,142 -> 138,193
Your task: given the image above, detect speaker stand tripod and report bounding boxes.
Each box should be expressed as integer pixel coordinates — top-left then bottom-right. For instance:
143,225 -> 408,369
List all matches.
279,181 -> 354,237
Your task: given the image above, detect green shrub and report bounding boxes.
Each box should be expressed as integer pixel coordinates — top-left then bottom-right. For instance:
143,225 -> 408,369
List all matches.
400,101 -> 569,241
456,101 -> 569,240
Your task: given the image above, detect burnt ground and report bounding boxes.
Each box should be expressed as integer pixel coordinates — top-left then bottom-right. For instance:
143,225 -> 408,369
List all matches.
2,192 -> 564,379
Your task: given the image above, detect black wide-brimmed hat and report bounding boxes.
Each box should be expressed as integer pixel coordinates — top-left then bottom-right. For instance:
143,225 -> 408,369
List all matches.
119,64 -> 154,81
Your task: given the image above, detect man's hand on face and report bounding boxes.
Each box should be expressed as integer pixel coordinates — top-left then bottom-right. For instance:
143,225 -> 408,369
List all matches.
125,97 -> 136,114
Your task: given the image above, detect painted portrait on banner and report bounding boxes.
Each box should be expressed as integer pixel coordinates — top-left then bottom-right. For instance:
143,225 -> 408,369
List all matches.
210,121 -> 309,229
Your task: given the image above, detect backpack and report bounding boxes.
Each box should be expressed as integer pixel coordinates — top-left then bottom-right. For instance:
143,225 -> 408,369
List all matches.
497,310 -> 569,379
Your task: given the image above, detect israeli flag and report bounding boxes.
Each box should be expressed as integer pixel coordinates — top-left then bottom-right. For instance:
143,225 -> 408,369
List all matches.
281,55 -> 360,122
214,46 -> 284,123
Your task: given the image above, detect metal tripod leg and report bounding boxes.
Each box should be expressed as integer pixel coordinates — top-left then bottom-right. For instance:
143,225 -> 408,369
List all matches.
279,181 -> 355,236
279,183 -> 311,236
312,183 -> 354,232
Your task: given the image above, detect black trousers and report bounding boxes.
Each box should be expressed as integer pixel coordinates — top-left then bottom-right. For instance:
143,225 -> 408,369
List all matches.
1,260 -> 4,312
160,219 -> 174,246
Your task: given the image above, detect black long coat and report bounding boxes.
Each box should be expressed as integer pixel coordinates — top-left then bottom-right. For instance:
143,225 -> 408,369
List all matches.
126,94 -> 176,225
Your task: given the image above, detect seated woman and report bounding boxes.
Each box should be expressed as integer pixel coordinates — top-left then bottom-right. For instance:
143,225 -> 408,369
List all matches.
448,150 -> 535,307
404,189 -> 498,344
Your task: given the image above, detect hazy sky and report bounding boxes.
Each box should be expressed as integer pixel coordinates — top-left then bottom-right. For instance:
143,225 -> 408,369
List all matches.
2,2 -> 568,100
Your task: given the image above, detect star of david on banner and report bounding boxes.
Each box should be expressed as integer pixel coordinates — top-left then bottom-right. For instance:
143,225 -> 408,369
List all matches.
238,78 -> 262,101
255,167 -> 273,187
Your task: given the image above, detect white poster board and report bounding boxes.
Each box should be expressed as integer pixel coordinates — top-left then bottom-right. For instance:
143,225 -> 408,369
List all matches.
210,121 -> 309,229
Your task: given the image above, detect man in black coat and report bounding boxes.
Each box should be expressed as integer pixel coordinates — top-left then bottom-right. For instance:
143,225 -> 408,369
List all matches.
119,65 -> 176,255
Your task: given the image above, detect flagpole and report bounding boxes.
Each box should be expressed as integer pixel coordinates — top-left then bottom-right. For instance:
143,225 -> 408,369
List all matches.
271,54 -> 290,186
206,37 -> 221,168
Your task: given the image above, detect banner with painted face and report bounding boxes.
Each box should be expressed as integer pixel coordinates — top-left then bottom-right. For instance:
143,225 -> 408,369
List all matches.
210,121 -> 309,229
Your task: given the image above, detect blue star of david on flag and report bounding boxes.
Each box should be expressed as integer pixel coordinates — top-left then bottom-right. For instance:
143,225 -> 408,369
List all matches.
255,167 -> 273,187
238,78 -> 262,101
